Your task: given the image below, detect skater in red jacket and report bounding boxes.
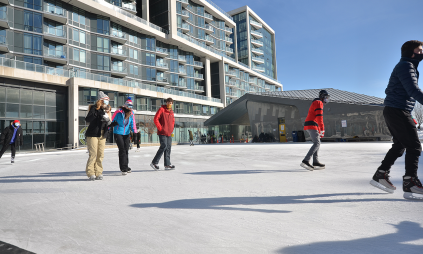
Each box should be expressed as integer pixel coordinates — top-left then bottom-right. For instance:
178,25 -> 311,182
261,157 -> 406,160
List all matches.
150,98 -> 175,171
300,90 -> 330,171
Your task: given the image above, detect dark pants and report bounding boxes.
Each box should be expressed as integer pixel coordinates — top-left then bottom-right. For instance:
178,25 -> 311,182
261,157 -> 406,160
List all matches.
152,135 -> 172,166
379,106 -> 422,177
0,143 -> 16,159
114,134 -> 130,172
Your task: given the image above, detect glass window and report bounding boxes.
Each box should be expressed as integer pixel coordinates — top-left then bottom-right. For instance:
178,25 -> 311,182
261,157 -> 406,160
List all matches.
23,33 -> 42,55
33,105 -> 45,118
6,104 -> 19,118
21,104 -> 32,118
73,8 -> 86,25
46,107 -> 57,119
33,90 -> 45,105
97,55 -> 110,71
7,88 -> 20,103
0,87 -> 5,102
97,37 -> 110,53
20,89 -> 32,104
45,92 -> 56,106
97,16 -> 110,35
0,103 -> 5,117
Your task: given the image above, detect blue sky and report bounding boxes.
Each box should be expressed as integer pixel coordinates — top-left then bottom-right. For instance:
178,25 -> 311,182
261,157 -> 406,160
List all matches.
213,0 -> 423,98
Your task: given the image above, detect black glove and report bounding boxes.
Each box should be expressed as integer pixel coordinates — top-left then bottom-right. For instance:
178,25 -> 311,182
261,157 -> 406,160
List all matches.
109,121 -> 119,128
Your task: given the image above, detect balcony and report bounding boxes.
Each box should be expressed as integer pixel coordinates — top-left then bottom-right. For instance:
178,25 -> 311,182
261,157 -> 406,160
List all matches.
194,73 -> 204,80
111,48 -> 128,60
155,47 -> 169,57
251,30 -> 263,39
250,20 -> 262,29
226,92 -> 238,98
251,39 -> 263,47
181,22 -> 190,32
156,75 -> 169,83
111,66 -> 127,77
193,61 -> 203,68
252,65 -> 265,72
249,77 -> 258,85
43,46 -> 67,64
110,31 -> 127,44
251,48 -> 264,55
0,35 -> 9,52
193,85 -> 204,93
178,55 -> 186,63
224,27 -> 232,34
122,3 -> 137,14
204,24 -> 214,34
226,79 -> 236,87
43,4 -> 67,24
204,12 -> 213,21
226,69 -> 236,77
177,0 -> 188,7
252,56 -> 264,64
179,68 -> 187,76
225,37 -> 233,44
205,35 -> 214,45
0,8 -> 9,29
226,47 -> 234,54
43,25 -> 67,44
156,61 -> 169,71
178,9 -> 189,20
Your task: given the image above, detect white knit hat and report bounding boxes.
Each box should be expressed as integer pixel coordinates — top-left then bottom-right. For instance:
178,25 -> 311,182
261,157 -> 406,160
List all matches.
98,91 -> 109,101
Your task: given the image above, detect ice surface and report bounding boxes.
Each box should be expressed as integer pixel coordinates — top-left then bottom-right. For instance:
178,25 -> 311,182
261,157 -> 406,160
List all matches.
0,142 -> 422,254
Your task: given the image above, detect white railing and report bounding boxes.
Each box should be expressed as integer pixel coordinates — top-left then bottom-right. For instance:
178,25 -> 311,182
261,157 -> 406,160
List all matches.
250,20 -> 262,27
44,3 -> 67,17
156,62 -> 169,69
156,47 -> 169,55
204,0 -> 233,20
111,48 -> 127,56
43,25 -> 66,38
194,73 -> 204,79
178,55 -> 186,62
43,46 -> 67,59
251,39 -> 263,46
111,66 -> 127,74
193,61 -> 203,67
251,30 -> 263,37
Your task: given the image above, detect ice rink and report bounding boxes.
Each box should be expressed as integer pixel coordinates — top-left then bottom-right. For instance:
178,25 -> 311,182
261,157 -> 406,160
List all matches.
0,142 -> 422,254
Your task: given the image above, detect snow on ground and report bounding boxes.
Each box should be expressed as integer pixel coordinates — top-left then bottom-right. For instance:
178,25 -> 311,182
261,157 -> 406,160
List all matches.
0,142 -> 422,254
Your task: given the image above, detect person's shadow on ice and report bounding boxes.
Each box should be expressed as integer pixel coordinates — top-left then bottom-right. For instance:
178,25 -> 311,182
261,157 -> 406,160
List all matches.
278,221 -> 423,254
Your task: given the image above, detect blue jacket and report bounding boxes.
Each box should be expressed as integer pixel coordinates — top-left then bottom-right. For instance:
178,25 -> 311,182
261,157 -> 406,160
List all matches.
111,108 -> 137,135
384,57 -> 423,112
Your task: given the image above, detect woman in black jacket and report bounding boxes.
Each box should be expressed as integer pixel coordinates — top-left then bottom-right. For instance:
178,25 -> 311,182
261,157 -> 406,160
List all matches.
85,91 -> 116,181
0,120 -> 23,163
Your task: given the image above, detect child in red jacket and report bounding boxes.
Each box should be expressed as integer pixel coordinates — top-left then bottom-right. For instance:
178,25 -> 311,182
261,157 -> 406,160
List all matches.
150,98 -> 175,171
300,90 -> 330,171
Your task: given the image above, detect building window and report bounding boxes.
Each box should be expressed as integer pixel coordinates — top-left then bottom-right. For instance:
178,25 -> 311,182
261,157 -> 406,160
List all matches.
147,68 -> 156,81
15,0 -> 42,11
129,48 -> 138,60
72,8 -> 86,25
111,23 -> 124,38
170,60 -> 178,72
97,37 -> 110,53
128,30 -> 137,44
73,48 -> 86,63
23,33 -> 42,55
18,10 -> 42,33
73,29 -> 86,44
129,64 -> 139,76
97,15 -> 110,35
97,55 -> 110,71
170,74 -> 178,86
146,53 -> 155,66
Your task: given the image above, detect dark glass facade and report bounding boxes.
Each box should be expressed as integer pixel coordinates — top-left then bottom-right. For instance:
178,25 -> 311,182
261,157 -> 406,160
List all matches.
231,11 -> 248,65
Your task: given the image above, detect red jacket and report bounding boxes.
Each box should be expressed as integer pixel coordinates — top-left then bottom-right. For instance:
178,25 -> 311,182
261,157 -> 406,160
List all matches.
154,105 -> 175,136
304,99 -> 324,132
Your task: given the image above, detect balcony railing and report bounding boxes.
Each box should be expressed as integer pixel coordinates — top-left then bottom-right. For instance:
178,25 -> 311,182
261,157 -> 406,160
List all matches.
122,3 -> 136,12
194,85 -> 204,91
178,55 -> 186,62
111,66 -> 127,74
226,48 -> 234,54
89,0 -> 168,34
250,20 -> 262,28
177,0 -> 189,4
44,3 -> 67,17
205,35 -> 214,43
181,22 -> 190,30
156,62 -> 169,69
193,61 -> 203,68
179,68 -> 187,75
0,9 -> 7,22
205,24 -> 214,32
43,25 -> 66,38
204,13 -> 213,20
252,48 -> 264,54
111,48 -> 127,56
156,47 -> 169,55
156,75 -> 168,82
194,73 -> 204,79
252,56 -> 264,63
253,65 -> 265,72
251,39 -> 263,46
204,0 -> 233,20
224,27 -> 232,33
226,37 -> 233,43
251,30 -> 263,37
43,46 -> 67,59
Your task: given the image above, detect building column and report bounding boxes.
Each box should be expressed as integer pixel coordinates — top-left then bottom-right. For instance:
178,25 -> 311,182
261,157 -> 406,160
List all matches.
142,0 -> 149,21
204,57 -> 211,97
68,78 -> 79,148
219,60 -> 226,107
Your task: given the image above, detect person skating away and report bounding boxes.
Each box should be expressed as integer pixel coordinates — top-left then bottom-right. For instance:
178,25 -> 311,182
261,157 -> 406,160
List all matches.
370,40 -> 423,200
135,132 -> 141,152
300,90 -> 330,171
84,92 -> 117,181
188,130 -> 194,146
0,120 -> 23,163
150,98 -> 175,171
112,97 -> 137,175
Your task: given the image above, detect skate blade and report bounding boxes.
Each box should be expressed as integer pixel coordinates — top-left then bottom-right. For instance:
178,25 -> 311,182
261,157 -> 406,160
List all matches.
300,163 -> 314,171
404,192 -> 423,200
313,166 -> 325,170
369,180 -> 395,194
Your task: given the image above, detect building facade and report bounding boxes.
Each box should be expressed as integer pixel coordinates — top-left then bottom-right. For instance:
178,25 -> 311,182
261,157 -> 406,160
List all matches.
0,0 -> 282,150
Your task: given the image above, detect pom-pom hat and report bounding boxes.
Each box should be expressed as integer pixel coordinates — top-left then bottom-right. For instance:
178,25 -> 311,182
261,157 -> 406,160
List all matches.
125,97 -> 133,107
98,91 -> 109,101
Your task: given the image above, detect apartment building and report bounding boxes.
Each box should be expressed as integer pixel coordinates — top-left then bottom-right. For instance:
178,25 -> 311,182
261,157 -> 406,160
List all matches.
0,0 -> 282,150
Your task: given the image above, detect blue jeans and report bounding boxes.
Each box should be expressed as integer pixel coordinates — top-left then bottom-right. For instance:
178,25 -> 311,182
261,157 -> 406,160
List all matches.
152,135 -> 172,166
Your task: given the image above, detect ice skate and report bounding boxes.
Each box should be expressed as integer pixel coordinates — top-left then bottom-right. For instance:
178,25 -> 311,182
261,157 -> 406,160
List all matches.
150,163 -> 159,171
122,171 -> 127,175
403,176 -> 423,200
136,148 -> 140,152
11,156 -> 14,164
127,168 -> 132,173
165,165 -> 175,170
370,170 -> 396,193
300,160 -> 314,171
313,161 -> 325,169
95,175 -> 103,180
88,175 -> 95,181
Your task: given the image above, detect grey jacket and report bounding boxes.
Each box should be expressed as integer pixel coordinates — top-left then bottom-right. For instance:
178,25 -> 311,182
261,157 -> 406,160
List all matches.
384,57 -> 423,112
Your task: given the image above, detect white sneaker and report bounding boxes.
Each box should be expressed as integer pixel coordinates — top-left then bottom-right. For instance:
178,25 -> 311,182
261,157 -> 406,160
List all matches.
88,175 -> 95,181
95,175 -> 103,180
